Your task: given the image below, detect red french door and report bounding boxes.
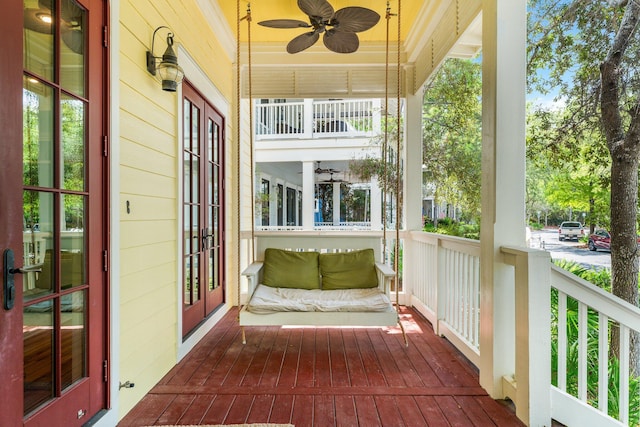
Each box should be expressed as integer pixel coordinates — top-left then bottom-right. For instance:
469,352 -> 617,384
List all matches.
182,83 -> 226,337
0,1 -> 108,425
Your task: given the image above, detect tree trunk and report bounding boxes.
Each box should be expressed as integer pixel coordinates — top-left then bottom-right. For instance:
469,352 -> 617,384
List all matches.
608,147 -> 640,373
599,0 -> 640,375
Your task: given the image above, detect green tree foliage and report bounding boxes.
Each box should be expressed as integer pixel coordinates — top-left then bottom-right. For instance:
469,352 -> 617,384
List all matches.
422,58 -> 482,223
528,0 -> 640,373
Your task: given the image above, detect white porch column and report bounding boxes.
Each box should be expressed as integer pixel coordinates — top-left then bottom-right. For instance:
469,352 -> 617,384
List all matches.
333,182 -> 341,226
480,0 -> 527,404
402,87 -> 425,305
404,88 -> 424,231
370,176 -> 382,230
302,160 -> 315,229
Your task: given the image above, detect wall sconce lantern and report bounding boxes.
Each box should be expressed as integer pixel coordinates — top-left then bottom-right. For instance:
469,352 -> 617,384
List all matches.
146,26 -> 184,92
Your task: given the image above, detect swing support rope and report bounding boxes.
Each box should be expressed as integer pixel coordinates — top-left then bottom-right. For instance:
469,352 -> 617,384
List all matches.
385,1 -> 402,317
236,1 -> 255,325
394,0 -> 403,319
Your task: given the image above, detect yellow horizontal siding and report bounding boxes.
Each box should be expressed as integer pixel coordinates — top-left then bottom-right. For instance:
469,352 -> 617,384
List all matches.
119,241 -> 177,276
120,110 -> 176,157
120,141 -> 177,176
120,166 -> 176,198
116,0 -> 236,421
119,262 -> 175,303
118,194 -> 177,221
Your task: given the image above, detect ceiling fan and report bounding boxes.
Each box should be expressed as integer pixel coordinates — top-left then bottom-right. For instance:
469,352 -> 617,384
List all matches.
315,164 -> 341,175
24,0 -> 84,54
258,0 -> 380,54
318,172 -> 345,184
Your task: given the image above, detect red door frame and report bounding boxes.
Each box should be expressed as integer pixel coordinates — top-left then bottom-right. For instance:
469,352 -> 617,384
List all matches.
0,1 -> 109,424
182,82 -> 226,337
0,0 -> 28,420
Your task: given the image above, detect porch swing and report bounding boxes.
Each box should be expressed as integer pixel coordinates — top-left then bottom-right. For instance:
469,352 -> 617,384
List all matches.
235,0 -> 407,347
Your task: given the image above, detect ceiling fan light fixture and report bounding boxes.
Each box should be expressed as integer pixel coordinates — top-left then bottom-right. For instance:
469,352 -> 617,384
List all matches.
36,12 -> 52,24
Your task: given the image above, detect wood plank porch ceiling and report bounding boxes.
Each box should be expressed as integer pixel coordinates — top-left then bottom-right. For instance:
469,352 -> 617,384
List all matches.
211,0 -> 483,98
119,307 -> 524,426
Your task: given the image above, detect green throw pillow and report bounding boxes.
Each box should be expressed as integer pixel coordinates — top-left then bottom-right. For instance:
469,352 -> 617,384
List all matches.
262,248 -> 320,289
319,249 -> 378,290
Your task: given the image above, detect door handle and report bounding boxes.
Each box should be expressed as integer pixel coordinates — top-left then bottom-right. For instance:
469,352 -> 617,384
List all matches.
10,264 -> 43,274
2,249 -> 43,310
201,230 -> 213,250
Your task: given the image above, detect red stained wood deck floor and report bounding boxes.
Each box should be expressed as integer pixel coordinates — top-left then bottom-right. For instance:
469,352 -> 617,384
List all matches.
118,307 -> 525,426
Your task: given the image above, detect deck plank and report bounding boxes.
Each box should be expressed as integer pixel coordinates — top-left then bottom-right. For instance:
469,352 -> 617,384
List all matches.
342,328 -> 368,387
291,394 -> 315,426
414,396 -> 450,426
118,307 -> 526,427
314,329 -> 332,388
155,394 -> 195,425
329,329 -> 350,387
278,329 -> 302,387
374,395 -> 404,426
354,395 -> 382,426
200,394 -> 234,425
313,394 -> 336,427
245,394 -> 275,423
395,396 -> 427,426
223,394 -> 253,424
334,395 -> 358,426
176,394 -> 214,425
258,327 -> 290,387
296,328 -> 316,387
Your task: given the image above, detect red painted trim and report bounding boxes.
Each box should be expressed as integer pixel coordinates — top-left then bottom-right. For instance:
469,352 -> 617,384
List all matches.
0,0 -> 27,422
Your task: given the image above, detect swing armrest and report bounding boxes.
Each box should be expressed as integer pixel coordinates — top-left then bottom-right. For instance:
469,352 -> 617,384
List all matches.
242,262 -> 264,295
375,262 -> 396,295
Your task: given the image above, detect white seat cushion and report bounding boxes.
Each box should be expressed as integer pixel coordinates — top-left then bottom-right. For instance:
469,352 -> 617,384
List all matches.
247,284 -> 392,314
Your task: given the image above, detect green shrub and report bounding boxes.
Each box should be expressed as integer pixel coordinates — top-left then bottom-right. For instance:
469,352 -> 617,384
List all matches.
423,217 -> 480,240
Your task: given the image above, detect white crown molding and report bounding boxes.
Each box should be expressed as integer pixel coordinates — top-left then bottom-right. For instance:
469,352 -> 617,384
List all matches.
404,0 -> 449,63
196,0 -> 236,61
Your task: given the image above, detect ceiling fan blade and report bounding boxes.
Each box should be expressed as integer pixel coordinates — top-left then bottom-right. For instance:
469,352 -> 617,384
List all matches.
61,24 -> 84,54
331,7 -> 381,33
298,0 -> 334,21
287,31 -> 320,53
258,19 -> 312,29
323,30 -> 359,54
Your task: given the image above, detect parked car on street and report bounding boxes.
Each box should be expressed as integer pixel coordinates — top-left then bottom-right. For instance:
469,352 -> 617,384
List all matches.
558,221 -> 584,241
588,229 -> 640,251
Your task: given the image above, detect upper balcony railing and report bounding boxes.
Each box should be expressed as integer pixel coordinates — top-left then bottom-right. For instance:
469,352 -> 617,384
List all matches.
254,99 -> 381,140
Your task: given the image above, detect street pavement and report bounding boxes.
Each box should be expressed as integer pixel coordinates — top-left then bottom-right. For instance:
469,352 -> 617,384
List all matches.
530,228 -> 611,270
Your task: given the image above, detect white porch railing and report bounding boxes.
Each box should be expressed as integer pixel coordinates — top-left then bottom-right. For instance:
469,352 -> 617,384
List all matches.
240,230 -> 639,426
500,245 -> 639,427
255,222 -> 373,231
406,231 -> 481,366
255,101 -> 305,137
254,99 -> 379,139
549,264 -> 640,427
